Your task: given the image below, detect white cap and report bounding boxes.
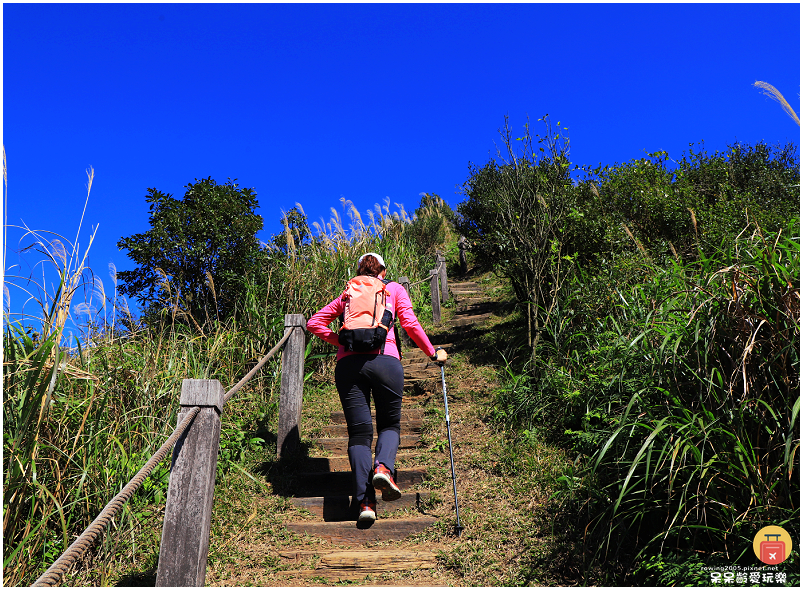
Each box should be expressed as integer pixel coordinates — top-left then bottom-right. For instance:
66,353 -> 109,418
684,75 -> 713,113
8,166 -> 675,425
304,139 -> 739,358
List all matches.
358,252 -> 386,269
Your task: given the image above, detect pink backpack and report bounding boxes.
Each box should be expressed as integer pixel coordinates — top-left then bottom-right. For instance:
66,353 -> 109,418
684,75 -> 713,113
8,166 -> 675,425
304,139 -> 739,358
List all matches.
338,276 -> 395,353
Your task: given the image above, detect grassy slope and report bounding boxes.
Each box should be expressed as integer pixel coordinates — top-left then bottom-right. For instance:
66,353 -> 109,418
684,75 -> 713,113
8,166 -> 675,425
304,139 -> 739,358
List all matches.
64,270 -> 584,587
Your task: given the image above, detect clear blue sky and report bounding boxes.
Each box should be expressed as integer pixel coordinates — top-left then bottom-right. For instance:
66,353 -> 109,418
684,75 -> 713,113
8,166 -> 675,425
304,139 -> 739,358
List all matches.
4,2 -> 799,327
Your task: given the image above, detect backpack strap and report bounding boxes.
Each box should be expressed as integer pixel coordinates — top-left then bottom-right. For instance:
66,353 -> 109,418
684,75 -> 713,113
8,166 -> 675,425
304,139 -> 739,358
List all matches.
380,279 -> 399,358
393,322 -> 402,360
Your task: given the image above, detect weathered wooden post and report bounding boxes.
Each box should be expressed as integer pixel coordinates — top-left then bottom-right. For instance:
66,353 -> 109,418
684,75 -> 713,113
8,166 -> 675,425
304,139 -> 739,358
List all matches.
430,268 -> 441,325
277,314 -> 307,458
397,276 -> 413,348
437,253 -> 448,303
156,379 -> 224,587
458,236 -> 468,276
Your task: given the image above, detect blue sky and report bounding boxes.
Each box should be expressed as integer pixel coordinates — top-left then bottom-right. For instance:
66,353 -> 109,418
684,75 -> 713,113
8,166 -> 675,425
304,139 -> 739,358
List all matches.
3,2 -> 799,329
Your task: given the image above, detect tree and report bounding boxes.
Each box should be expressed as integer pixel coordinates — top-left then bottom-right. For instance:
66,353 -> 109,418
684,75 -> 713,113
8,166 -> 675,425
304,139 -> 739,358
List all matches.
269,206 -> 312,255
117,178 -> 264,327
457,115 -> 575,350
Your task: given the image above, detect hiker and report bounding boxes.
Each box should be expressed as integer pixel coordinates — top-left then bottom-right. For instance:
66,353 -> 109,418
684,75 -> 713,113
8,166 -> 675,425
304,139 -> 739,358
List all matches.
307,252 -> 447,525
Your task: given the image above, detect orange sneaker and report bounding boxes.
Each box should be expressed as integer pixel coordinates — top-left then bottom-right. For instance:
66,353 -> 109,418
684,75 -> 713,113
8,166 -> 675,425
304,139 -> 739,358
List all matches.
358,498 -> 376,523
372,463 -> 402,502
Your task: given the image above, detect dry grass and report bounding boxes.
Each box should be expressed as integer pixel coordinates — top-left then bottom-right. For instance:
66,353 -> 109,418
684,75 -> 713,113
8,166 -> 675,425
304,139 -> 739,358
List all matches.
754,80 -> 800,127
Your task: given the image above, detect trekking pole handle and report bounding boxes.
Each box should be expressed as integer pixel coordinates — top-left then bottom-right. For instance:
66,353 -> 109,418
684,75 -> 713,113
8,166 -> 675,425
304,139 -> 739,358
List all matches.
431,346 -> 448,366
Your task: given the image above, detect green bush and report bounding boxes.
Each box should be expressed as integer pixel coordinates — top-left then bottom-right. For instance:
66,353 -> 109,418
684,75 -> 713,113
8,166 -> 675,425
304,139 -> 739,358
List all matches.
577,141 -> 800,267
492,220 -> 799,583
457,116 -> 577,351
404,192 -> 456,258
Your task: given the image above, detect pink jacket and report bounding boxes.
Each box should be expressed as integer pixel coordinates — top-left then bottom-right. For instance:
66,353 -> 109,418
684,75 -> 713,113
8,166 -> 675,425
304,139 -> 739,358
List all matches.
307,281 -> 436,361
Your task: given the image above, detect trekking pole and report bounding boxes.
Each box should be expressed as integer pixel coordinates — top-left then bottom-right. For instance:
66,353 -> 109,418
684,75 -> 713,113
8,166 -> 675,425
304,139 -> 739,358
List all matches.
438,362 -> 464,537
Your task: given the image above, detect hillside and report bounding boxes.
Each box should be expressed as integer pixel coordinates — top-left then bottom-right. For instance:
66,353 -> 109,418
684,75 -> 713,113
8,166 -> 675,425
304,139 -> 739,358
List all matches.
96,271 -> 578,587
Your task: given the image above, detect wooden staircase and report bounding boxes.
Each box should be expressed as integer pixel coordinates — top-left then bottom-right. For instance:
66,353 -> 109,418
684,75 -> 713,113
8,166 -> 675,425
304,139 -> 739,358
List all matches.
273,279 -> 489,584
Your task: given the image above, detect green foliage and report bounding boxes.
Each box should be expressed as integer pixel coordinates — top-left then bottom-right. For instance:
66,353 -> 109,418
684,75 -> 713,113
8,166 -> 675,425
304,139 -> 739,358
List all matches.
577,141 -> 800,266
457,116 -> 573,292
632,553 -> 710,586
476,129 -> 799,584
496,223 -> 800,582
457,115 -> 576,350
585,226 -> 800,564
405,193 -> 455,258
117,178 -> 264,327
268,205 -> 312,255
675,141 -> 800,248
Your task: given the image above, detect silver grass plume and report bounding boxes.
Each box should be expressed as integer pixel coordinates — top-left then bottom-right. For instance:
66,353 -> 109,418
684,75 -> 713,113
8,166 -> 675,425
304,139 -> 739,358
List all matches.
754,81 -> 800,127
108,261 -> 117,287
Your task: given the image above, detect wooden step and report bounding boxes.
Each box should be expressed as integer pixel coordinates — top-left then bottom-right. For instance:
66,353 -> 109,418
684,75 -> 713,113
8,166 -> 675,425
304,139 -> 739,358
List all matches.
449,281 -> 480,287
403,343 -> 453,355
313,434 -> 421,454
453,303 -> 496,317
284,517 -> 437,544
329,407 -> 424,424
404,367 -> 441,379
303,451 -> 418,472
290,491 -> 432,520
449,312 -> 493,327
456,297 -> 488,305
321,420 -> 423,437
280,548 -> 436,567
280,568 -> 440,588
291,467 -> 427,496
279,549 -> 437,578
404,361 -> 445,371
402,361 -> 443,371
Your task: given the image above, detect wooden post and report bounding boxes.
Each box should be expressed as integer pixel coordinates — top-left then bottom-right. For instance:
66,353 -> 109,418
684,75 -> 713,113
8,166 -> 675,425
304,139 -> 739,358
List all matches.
398,276 -> 411,297
397,277 -> 413,348
430,269 -> 441,325
277,314 -> 307,458
437,253 -> 448,303
156,379 -> 224,587
458,236 -> 468,276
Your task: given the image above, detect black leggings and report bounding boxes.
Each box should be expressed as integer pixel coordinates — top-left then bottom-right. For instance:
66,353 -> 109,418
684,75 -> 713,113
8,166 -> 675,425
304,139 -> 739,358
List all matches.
334,354 -> 404,503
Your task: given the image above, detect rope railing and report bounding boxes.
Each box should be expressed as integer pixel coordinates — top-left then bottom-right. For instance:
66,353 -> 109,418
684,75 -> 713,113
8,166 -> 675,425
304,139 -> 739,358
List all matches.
405,259 -> 444,288
224,328 -> 293,405
32,327 -> 298,588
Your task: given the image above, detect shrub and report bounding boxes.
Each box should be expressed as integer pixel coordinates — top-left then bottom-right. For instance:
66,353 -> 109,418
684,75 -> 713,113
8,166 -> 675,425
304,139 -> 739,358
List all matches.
578,141 -> 800,267
457,115 -> 575,350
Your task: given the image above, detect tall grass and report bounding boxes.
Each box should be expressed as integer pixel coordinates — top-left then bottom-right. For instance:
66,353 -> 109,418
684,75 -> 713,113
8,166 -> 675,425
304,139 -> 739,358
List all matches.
586,224 -> 800,570
253,196 -> 448,346
494,222 -> 799,583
